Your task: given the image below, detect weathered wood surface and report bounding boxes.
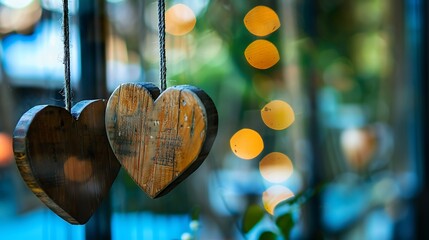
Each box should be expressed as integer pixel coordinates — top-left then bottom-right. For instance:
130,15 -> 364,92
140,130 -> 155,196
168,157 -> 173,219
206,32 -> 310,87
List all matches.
13,100 -> 120,224
105,83 -> 218,198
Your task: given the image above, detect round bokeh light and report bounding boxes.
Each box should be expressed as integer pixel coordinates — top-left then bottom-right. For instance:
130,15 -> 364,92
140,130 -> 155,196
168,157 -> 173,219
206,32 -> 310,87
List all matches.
261,100 -> 295,130
262,185 -> 294,215
230,128 -> 264,160
165,4 -> 196,36
244,40 -> 280,70
259,152 -> 293,183
244,5 -> 280,37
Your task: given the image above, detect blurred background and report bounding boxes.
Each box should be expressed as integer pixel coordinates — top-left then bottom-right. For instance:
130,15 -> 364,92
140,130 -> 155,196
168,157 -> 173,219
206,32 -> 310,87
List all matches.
0,0 -> 427,239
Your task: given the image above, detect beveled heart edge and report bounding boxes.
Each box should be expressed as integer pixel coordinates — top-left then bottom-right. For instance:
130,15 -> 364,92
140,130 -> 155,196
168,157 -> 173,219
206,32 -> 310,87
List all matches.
13,99 -> 120,225
156,84 -> 218,198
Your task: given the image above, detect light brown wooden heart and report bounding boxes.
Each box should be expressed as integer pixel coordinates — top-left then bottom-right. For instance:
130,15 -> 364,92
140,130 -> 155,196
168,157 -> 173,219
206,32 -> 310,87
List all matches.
105,83 -> 218,198
13,100 -> 120,224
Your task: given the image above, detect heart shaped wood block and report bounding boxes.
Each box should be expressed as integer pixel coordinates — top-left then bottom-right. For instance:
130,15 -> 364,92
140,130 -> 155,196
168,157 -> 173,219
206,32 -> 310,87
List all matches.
105,83 -> 218,198
13,100 -> 120,224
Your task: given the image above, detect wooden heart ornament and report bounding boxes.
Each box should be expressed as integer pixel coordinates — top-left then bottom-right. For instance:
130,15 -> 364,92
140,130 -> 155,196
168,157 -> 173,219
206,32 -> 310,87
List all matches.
13,100 -> 120,224
105,83 -> 218,198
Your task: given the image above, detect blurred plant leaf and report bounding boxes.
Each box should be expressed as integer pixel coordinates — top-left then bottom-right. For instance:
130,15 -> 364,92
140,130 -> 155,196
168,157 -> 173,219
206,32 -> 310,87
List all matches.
258,231 -> 277,240
191,206 -> 201,220
276,213 -> 294,239
284,191 -> 305,205
279,182 -> 326,207
242,204 -> 265,233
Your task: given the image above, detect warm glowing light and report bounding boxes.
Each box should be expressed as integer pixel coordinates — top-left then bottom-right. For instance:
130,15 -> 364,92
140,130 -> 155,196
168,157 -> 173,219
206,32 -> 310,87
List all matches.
0,133 -> 13,166
64,156 -> 93,183
262,185 -> 294,215
230,128 -> 264,160
259,152 -> 293,183
245,40 -> 280,70
261,100 -> 295,130
244,6 -> 280,37
340,128 -> 377,170
165,4 -> 196,36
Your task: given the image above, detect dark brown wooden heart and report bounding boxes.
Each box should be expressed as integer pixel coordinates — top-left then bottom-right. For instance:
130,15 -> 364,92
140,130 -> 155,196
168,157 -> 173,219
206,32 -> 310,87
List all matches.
105,83 -> 218,198
13,100 -> 120,224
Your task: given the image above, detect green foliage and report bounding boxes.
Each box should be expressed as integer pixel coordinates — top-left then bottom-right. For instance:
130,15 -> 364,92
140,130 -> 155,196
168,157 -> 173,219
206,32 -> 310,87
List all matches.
241,185 -> 325,239
191,206 -> 201,220
242,204 -> 265,234
278,183 -> 325,208
276,213 -> 294,239
258,231 -> 277,240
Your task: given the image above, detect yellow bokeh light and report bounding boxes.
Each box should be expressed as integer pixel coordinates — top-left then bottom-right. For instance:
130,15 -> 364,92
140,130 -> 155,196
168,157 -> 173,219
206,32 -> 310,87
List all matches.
244,6 -> 280,37
230,128 -> 264,160
259,152 -> 293,183
262,185 -> 294,215
245,40 -> 280,70
261,100 -> 295,130
165,4 -> 196,36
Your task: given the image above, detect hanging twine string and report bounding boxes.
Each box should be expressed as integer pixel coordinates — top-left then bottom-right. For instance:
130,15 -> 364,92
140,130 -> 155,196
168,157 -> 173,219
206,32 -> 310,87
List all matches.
158,0 -> 167,92
62,0 -> 72,111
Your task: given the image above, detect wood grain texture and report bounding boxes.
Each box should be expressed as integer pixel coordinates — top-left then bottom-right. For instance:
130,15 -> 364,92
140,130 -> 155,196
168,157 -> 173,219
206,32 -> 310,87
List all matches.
106,83 -> 218,198
13,100 -> 120,224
